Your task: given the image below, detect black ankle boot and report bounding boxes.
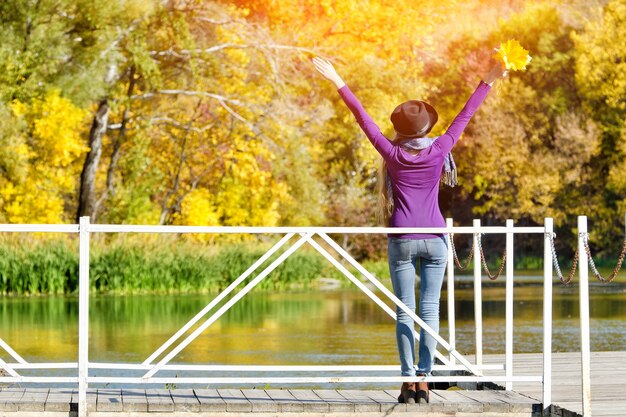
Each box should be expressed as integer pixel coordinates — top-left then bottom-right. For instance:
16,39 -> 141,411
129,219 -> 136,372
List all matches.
397,382 -> 417,404
416,375 -> 429,404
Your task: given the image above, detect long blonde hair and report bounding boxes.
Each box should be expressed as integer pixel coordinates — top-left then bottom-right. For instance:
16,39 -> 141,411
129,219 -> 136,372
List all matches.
377,160 -> 393,226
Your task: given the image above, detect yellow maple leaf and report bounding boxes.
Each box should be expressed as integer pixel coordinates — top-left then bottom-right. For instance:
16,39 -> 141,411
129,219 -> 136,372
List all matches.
495,40 -> 532,71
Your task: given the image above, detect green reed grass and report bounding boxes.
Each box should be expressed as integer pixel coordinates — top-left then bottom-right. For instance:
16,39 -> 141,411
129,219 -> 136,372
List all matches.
0,236 -> 572,296
0,240 -> 78,295
0,237 -> 327,296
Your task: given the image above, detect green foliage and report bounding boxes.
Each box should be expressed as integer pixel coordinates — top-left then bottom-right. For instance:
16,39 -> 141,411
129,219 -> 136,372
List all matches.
513,255 -> 543,271
360,259 -> 390,281
0,238 -> 326,295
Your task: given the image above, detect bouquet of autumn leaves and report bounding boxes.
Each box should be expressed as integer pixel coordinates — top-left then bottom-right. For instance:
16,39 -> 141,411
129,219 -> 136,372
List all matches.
494,40 -> 532,71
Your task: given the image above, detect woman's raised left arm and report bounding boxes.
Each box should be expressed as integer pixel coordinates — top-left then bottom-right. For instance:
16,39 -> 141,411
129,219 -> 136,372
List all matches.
312,57 -> 346,89
312,57 -> 393,158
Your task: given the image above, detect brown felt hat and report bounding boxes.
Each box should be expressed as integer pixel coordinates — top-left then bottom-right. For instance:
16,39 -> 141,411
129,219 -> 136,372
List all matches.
390,100 -> 438,137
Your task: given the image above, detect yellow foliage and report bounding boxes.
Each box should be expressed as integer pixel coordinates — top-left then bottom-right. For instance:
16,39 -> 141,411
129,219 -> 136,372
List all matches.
0,182 -> 65,224
124,0 -> 154,19
574,0 -> 626,111
215,172 -> 287,227
11,91 -> 88,167
0,91 -> 88,223
494,39 -> 532,71
179,188 -> 221,227
215,138 -> 288,227
174,188 -> 221,242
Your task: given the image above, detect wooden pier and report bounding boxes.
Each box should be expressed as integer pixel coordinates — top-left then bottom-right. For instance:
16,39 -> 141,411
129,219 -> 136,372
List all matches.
479,351 -> 626,417
2,351 -> 625,416
0,386 -> 541,416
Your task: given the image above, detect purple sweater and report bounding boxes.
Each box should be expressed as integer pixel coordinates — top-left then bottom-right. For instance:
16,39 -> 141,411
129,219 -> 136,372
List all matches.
338,81 -> 491,239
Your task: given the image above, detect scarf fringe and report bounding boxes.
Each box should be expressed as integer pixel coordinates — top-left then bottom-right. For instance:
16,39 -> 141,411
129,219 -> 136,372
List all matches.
442,168 -> 458,187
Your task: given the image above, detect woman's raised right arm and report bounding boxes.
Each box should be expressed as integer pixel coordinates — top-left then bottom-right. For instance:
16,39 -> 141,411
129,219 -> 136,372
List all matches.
436,62 -> 507,154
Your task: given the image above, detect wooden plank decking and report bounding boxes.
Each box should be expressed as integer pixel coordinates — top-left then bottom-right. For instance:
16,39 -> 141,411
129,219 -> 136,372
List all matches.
0,387 -> 540,416
479,351 -> 626,417
1,351 -> 625,416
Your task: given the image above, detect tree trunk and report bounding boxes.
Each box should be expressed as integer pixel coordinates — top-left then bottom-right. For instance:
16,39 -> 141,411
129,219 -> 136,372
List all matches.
77,98 -> 109,222
94,67 -> 137,220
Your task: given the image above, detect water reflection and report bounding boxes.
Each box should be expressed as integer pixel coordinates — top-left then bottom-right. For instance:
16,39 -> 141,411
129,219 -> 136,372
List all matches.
2,284 -> 626,367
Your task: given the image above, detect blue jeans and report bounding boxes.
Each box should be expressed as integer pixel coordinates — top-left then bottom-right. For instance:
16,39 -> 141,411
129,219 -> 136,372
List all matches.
388,236 -> 448,376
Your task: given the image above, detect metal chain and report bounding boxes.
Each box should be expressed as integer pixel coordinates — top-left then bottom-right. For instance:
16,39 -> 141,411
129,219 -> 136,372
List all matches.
583,233 -> 626,283
452,228 -> 625,284
477,234 -> 506,280
450,234 -> 474,270
548,232 -> 578,286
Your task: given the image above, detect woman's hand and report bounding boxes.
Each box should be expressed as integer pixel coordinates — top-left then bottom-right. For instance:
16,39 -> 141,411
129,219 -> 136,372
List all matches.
312,57 -> 346,89
483,62 -> 508,86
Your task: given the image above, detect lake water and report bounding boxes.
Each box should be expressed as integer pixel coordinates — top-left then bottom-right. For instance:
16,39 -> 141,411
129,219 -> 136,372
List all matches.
3,282 -> 626,369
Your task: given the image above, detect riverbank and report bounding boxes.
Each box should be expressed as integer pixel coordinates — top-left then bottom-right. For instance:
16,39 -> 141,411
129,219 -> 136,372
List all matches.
0,237 -> 622,296
0,238 -> 327,295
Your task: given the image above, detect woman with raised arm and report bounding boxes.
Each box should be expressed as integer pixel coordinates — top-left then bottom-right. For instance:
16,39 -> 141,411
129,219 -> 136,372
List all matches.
313,56 -> 506,404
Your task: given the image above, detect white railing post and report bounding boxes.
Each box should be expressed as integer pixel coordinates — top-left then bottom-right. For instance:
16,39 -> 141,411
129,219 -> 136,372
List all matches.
78,216 -> 90,417
505,219 -> 514,390
543,218 -> 553,415
473,219 -> 483,367
578,215 -> 592,416
446,218 -> 456,365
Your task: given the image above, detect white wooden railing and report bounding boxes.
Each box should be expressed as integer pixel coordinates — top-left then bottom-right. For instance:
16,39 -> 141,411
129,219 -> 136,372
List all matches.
0,217 -> 576,416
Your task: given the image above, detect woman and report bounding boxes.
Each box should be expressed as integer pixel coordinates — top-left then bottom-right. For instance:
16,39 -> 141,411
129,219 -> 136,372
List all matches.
313,56 -> 506,404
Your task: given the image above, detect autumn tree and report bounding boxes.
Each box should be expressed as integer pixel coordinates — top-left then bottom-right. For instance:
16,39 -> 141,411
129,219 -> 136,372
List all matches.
73,0 -> 154,222
0,0 -> 115,223
573,0 -> 626,252
79,1 -> 315,227
1,0 -> 624,261
413,2 -> 602,258
0,92 -> 88,223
